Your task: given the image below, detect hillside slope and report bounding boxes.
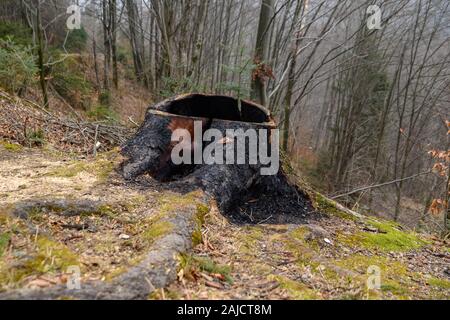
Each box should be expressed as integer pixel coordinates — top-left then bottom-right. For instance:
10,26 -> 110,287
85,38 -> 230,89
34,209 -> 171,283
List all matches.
0,94 -> 449,300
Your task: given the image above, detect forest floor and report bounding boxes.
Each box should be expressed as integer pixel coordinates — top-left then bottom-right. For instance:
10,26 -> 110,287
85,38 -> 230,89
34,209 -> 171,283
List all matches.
0,145 -> 161,289
0,144 -> 449,299
161,195 -> 450,300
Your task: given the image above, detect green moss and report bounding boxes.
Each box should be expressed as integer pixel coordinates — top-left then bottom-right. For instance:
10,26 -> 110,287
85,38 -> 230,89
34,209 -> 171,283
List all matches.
151,192 -> 209,246
123,195 -> 147,212
268,274 -> 319,300
338,219 -> 427,252
192,203 -> 209,246
96,205 -> 117,218
196,204 -> 210,218
191,229 -> 203,246
104,266 -> 128,282
0,233 -> 10,257
236,226 -> 264,255
19,202 -> 119,223
0,237 -> 79,288
46,156 -> 115,182
249,263 -> 272,275
30,238 -> 79,272
314,193 -> 356,221
143,220 -> 174,244
0,141 -> 22,152
155,191 -> 202,214
290,226 -> 309,240
88,158 -> 115,182
280,151 -> 296,175
290,226 -> 321,251
48,162 -> 85,178
330,254 -> 421,299
57,296 -> 76,300
427,277 -> 450,289
335,255 -> 408,276
124,193 -> 202,249
26,206 -> 47,223
280,228 -> 319,268
149,288 -> 181,300
197,257 -> 232,283
323,267 -> 355,286
178,254 -> 233,284
380,282 -> 410,296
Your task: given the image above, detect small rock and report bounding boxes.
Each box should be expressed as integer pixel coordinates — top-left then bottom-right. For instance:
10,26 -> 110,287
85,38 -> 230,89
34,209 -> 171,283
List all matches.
26,278 -> 53,289
205,280 -> 223,289
363,226 -> 379,233
304,224 -> 331,243
119,234 -> 130,240
317,265 -> 326,271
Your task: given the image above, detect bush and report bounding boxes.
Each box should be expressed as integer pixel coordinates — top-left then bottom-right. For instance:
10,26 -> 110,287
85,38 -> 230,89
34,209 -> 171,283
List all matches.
87,91 -> 117,122
0,38 -> 37,93
64,27 -> 88,53
87,104 -> 117,122
0,21 -> 32,46
116,47 -> 130,64
26,129 -> 45,146
99,90 -> 111,106
51,53 -> 93,109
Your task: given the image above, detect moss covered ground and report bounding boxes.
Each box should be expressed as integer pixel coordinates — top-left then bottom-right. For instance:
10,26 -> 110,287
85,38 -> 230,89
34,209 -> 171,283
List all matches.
0,144 -> 448,299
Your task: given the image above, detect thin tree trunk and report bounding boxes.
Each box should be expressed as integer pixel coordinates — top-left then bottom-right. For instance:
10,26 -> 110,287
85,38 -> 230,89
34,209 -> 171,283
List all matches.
35,1 -> 48,108
282,0 -> 304,152
102,0 -> 111,91
92,34 -> 100,90
251,0 -> 274,107
110,0 -> 118,89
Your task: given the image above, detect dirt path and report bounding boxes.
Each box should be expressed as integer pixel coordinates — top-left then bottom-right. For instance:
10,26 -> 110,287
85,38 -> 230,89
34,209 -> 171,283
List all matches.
0,144 -> 206,298
0,144 -> 449,299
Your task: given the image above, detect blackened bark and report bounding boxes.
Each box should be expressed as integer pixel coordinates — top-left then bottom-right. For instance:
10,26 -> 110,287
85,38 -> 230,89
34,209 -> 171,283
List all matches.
120,94 -> 303,212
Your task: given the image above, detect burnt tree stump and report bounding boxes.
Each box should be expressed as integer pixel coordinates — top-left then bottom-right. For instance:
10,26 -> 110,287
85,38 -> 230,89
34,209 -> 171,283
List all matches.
121,94 -> 307,213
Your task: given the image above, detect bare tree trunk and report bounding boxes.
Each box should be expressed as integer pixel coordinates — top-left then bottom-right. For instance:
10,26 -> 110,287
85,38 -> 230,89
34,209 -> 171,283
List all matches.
35,1 -> 48,108
92,34 -> 100,90
102,0 -> 111,91
126,0 -> 147,87
110,0 -> 118,89
282,0 -> 305,152
251,0 -> 274,107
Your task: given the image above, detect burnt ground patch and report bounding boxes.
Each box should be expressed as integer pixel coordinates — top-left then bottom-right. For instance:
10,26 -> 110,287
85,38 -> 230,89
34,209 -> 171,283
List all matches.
226,174 -> 318,225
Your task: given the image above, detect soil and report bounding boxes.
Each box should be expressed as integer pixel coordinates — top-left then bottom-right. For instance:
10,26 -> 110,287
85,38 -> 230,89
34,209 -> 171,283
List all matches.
0,145 -> 449,300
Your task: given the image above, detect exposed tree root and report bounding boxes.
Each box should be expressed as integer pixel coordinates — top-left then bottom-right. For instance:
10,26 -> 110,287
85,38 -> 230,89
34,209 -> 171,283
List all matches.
0,191 -> 210,300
